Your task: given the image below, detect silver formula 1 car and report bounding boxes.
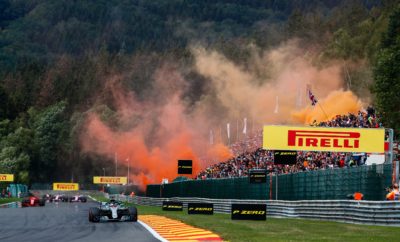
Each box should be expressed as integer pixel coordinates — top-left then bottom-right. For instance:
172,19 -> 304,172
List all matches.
88,200 -> 137,222
69,195 -> 87,203
52,194 -> 69,202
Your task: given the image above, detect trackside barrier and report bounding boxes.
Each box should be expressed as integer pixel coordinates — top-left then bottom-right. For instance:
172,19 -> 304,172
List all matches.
8,184 -> 28,197
114,195 -> 400,226
147,164 -> 393,201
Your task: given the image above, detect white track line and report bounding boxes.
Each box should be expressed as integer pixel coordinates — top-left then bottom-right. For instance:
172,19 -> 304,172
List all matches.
0,202 -> 17,207
138,220 -> 169,242
88,195 -> 98,202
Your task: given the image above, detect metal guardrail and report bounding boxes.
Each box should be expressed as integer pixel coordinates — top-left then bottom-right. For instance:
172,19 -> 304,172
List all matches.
113,195 -> 400,226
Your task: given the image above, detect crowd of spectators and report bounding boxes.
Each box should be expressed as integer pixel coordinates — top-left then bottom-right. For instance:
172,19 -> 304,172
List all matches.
196,108 -> 383,180
312,106 -> 381,128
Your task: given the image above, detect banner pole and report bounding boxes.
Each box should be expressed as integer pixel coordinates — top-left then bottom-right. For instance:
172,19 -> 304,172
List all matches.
115,152 -> 118,176
275,170 -> 278,200
269,172 -> 272,200
128,158 -> 130,185
317,103 -> 330,121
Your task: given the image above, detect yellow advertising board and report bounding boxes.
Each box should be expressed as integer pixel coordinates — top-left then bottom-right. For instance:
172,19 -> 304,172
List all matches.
263,126 -> 385,153
53,183 -> 79,191
93,176 -> 127,185
0,174 -> 14,182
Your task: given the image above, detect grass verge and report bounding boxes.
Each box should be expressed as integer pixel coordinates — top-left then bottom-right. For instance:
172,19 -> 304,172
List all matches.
89,195 -> 109,202
0,197 -> 22,204
134,203 -> 400,242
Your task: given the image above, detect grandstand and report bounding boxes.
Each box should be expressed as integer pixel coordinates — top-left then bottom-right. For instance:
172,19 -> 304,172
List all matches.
197,107 -> 385,180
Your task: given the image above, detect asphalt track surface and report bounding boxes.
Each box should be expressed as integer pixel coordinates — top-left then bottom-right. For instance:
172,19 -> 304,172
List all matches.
0,201 -> 160,242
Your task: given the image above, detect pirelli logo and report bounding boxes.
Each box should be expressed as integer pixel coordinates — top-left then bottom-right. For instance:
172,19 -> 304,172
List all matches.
288,130 -> 360,148
0,174 -> 14,182
93,176 -> 127,184
188,203 -> 213,215
263,126 -> 384,153
53,183 -> 79,191
101,178 -> 121,183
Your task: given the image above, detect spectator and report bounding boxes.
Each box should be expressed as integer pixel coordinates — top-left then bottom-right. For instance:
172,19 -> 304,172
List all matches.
386,184 -> 399,200
353,192 -> 364,200
197,108 -> 383,180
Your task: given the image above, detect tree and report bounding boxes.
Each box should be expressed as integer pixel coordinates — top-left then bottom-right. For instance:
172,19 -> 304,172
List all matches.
0,147 -> 30,184
0,125 -> 33,183
373,6 -> 400,136
0,85 -> 9,118
30,101 -> 70,182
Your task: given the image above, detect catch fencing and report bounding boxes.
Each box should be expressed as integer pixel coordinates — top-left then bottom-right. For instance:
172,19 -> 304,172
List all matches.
114,195 -> 400,226
147,164 -> 392,200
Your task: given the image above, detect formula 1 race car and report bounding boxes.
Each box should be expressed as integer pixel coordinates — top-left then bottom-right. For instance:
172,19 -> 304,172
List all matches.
88,200 -> 137,222
22,193 -> 45,207
52,194 -> 69,202
69,195 -> 87,203
42,194 -> 54,202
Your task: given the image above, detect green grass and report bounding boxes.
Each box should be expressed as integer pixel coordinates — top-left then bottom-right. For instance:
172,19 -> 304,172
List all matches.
0,197 -> 22,204
88,195 -> 109,202
134,204 -> 400,242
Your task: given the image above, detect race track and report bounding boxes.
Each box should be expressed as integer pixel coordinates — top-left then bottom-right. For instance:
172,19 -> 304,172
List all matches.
0,201 -> 160,242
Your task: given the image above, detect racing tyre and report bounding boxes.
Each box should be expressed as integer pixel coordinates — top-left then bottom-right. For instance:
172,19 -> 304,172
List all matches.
21,200 -> 28,207
39,199 -> 45,206
89,207 -> 101,223
128,207 -> 138,222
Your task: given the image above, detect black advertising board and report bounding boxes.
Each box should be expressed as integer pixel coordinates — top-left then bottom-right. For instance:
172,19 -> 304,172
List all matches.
274,150 -> 297,165
162,201 -> 183,211
249,169 -> 267,183
231,204 -> 266,220
188,203 -> 214,215
178,160 -> 193,174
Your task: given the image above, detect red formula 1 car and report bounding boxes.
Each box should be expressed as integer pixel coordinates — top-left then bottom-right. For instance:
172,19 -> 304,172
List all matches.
21,193 -> 45,207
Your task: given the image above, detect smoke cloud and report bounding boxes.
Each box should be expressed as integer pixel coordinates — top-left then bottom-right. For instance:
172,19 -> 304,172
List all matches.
81,41 -> 366,188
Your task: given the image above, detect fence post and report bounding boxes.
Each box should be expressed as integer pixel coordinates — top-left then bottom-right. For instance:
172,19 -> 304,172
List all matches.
386,128 -> 397,184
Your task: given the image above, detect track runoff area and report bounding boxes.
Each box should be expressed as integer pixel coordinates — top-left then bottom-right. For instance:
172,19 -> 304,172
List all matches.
0,126 -> 394,242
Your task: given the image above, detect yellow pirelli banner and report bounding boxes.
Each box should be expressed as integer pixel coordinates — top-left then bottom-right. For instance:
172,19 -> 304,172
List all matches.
0,174 -> 14,182
263,126 -> 385,153
53,183 -> 79,191
93,176 -> 127,185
